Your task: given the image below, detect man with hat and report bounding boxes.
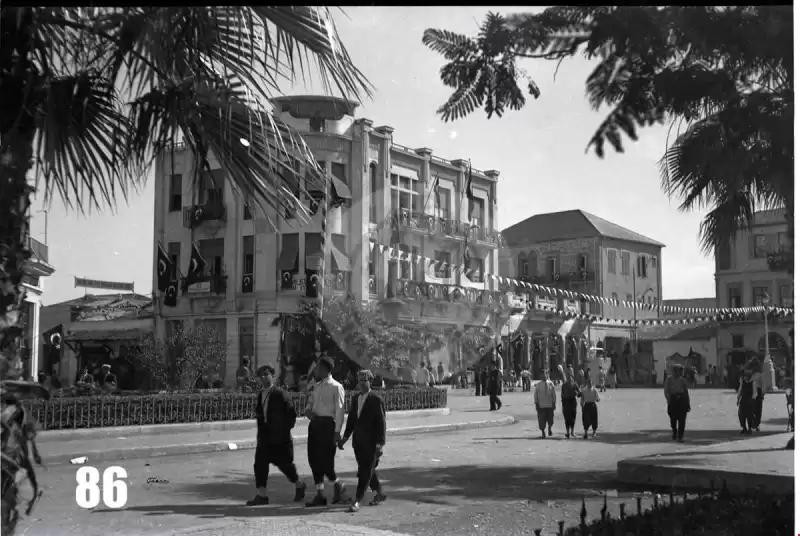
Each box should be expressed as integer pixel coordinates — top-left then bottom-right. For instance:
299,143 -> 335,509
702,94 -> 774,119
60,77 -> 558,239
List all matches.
664,363 -> 691,442
246,364 -> 306,506
305,354 -> 347,507
338,369 -> 387,512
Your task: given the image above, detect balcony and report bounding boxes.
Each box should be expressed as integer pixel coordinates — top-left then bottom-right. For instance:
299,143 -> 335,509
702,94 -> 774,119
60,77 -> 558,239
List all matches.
184,272 -> 227,295
183,202 -> 227,228
767,249 -> 792,272
390,210 -> 501,247
24,236 -> 54,277
386,279 -> 504,310
278,273 -> 351,295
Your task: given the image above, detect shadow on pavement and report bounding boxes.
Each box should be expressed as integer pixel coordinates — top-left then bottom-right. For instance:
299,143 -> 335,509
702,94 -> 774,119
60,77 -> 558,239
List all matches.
478,429 -> 785,446
762,417 -> 790,426
99,465 -> 623,521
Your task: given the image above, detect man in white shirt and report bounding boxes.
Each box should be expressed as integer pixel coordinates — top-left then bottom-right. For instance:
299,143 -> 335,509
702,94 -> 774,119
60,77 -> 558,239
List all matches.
304,355 -> 347,507
533,369 -> 557,438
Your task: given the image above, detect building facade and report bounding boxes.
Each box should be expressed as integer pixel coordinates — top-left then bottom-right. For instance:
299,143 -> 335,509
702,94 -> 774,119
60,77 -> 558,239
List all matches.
714,209 -> 793,371
152,95 -> 502,386
20,236 -> 55,380
499,210 -> 664,375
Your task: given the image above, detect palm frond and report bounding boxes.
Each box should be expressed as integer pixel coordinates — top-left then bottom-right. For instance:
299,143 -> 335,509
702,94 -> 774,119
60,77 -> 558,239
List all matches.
421,28 -> 478,61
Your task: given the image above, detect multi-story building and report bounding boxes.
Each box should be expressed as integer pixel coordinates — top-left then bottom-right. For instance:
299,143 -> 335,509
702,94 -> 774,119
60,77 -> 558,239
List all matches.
19,237 -> 55,380
714,209 -> 793,371
152,95 -> 502,386
500,209 -> 664,355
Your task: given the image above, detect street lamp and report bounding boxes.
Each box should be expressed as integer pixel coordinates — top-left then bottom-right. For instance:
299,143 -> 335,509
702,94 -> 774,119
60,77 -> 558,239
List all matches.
761,294 -> 777,391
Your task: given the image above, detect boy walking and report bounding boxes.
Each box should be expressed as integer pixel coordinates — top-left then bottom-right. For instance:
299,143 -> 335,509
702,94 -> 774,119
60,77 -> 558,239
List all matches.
580,380 -> 600,439
533,370 -> 557,438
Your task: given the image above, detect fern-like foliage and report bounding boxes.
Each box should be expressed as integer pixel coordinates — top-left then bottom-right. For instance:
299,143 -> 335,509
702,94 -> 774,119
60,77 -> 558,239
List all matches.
423,6 -> 793,264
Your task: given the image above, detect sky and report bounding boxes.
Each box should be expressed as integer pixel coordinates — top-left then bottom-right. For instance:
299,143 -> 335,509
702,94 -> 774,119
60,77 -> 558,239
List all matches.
29,6 -> 716,306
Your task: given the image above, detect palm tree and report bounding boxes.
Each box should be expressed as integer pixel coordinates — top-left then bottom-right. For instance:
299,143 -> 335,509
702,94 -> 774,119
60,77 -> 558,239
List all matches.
0,7 -> 369,533
422,7 -> 793,260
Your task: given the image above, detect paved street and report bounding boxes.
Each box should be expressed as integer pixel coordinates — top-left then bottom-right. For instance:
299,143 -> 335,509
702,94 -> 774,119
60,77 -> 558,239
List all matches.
17,388 -> 791,536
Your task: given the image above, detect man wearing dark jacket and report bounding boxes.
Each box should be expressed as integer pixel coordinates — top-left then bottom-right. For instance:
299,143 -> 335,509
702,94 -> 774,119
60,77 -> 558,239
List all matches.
246,365 -> 306,505
338,369 -> 387,512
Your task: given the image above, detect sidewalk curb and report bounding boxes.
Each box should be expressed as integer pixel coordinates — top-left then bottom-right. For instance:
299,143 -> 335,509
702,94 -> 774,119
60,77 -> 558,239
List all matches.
43,415 -> 515,465
39,408 -> 450,442
134,518 -> 415,536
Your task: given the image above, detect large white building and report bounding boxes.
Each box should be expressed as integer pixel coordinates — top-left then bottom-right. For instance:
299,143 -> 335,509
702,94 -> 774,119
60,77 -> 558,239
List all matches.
152,95 -> 502,386
714,209 -> 793,371
20,236 -> 55,379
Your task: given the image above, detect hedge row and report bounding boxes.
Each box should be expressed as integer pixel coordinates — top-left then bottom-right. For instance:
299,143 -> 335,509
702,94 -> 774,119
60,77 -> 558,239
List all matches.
22,387 -> 447,431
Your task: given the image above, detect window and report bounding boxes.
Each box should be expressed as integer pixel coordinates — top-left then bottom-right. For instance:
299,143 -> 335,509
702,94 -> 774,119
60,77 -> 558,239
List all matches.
732,335 -> 744,349
752,233 -> 782,258
239,317 -> 255,368
651,256 -> 658,268
167,242 -> 180,280
199,170 -> 224,206
467,257 -> 484,282
752,285 -> 770,306
411,246 -> 419,280
390,173 -> 419,217
780,284 -> 793,307
243,200 -> 253,220
778,232 -> 790,252
331,162 -> 347,184
242,236 -> 254,293
470,198 -> 485,229
435,187 -> 451,220
727,285 -> 742,308
198,238 -> 224,276
578,254 -> 587,271
169,174 -> 182,212
607,250 -> 616,274
435,250 -> 452,278
518,254 -> 528,278
626,293 -> 633,302
717,240 -> 732,271
547,257 -> 557,279
369,164 -> 377,224
305,233 -> 323,271
309,116 -> 325,133
368,241 -> 376,277
611,292 -> 618,303
620,252 -> 630,275
398,244 -> 412,280
638,256 -> 648,278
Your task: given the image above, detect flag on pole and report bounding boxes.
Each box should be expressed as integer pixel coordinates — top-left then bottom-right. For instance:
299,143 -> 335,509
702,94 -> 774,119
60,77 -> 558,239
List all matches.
187,241 -> 206,282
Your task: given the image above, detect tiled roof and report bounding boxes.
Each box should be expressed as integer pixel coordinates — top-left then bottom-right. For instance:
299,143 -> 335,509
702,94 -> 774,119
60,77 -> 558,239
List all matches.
502,210 -> 665,248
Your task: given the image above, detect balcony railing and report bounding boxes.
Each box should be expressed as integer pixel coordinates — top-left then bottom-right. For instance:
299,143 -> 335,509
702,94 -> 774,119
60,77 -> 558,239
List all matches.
279,272 -> 351,294
183,272 -> 227,295
27,237 -> 49,264
183,202 -> 227,228
387,279 -> 503,309
392,210 -> 501,246
523,270 -> 595,286
767,249 -> 792,272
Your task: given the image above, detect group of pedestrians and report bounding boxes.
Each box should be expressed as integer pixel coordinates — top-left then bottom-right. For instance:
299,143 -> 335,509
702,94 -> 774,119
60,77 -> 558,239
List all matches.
246,355 -> 387,512
531,365 -> 602,439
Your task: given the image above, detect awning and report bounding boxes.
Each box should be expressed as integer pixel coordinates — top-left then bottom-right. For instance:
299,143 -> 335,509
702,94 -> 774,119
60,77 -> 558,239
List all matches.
277,239 -> 299,271
331,244 -> 351,271
390,165 -> 419,180
330,175 -> 352,201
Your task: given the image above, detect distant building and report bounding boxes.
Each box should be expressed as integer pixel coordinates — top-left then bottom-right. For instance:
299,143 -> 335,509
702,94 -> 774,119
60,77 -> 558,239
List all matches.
19,237 -> 55,380
661,298 -> 717,320
152,95 -> 503,387
500,209 -> 664,356
714,209 -> 793,372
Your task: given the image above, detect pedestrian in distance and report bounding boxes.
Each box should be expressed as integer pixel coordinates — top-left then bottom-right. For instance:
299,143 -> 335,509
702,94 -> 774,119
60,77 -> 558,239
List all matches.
533,369 -> 557,438
305,355 -> 347,507
749,358 -> 764,431
338,369 -> 387,512
608,363 -> 617,389
737,368 -> 758,435
598,367 -> 606,392
480,367 -> 488,396
579,379 -> 600,438
246,365 -> 306,506
520,368 -> 532,392
473,367 -> 481,396
561,370 -> 580,438
488,361 -> 503,411
664,364 -> 691,442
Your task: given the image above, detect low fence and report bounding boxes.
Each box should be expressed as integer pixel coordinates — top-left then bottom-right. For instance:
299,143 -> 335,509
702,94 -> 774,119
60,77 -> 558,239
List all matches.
22,387 -> 447,431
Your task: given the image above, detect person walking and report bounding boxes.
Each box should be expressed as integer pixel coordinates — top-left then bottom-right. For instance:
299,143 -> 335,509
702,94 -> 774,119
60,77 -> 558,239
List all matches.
579,379 -> 600,439
664,364 -> 691,442
737,368 -> 757,435
561,371 -> 580,438
598,367 -> 607,392
338,370 -> 387,512
246,365 -> 306,506
480,367 -> 488,396
750,359 -> 764,431
533,370 -> 557,438
473,367 -> 481,396
576,367 -> 585,388
305,355 -> 347,507
608,363 -> 617,389
488,362 -> 503,411
520,368 -> 532,392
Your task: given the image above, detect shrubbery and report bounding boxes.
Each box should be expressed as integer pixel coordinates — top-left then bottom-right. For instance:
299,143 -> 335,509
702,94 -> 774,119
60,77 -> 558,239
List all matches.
23,386 -> 447,430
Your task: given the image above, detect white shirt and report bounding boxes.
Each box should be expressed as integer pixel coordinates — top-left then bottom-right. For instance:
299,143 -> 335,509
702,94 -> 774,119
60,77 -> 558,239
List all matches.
307,376 -> 346,434
581,385 -> 600,404
533,380 -> 557,408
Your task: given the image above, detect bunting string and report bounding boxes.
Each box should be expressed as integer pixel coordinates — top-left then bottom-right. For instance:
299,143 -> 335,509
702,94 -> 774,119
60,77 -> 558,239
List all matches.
369,241 -> 794,319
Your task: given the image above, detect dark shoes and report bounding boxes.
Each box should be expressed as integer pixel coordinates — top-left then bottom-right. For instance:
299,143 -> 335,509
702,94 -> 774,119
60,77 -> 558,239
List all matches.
332,481 -> 347,504
293,482 -> 307,502
306,493 -> 328,508
369,493 -> 387,506
548,428 -> 553,437
246,494 -> 269,506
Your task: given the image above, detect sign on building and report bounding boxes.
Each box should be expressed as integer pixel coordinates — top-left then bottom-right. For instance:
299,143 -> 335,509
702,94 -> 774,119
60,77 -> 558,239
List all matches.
74,277 -> 135,292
